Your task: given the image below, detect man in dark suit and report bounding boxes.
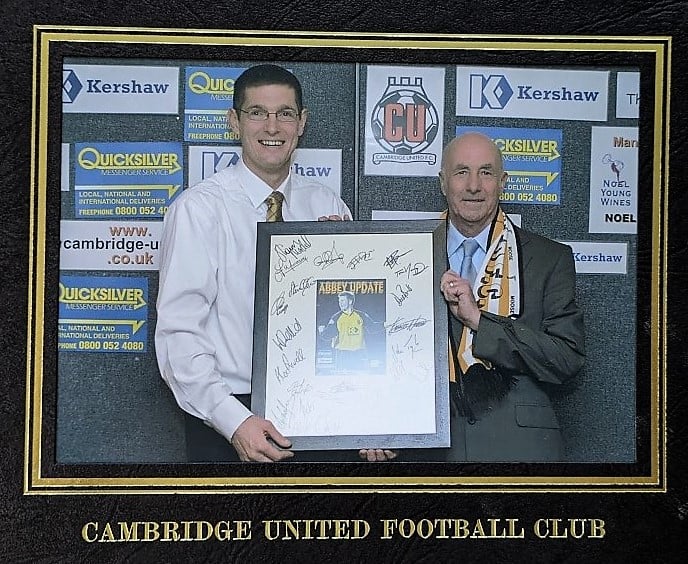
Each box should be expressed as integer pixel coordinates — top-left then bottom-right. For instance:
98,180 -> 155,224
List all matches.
437,132 -> 585,462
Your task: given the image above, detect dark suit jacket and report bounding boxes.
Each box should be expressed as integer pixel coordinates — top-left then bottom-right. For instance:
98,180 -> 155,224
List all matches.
446,226 -> 586,462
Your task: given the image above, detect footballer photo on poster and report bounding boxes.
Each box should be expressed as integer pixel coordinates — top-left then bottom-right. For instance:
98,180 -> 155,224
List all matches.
315,278 -> 387,377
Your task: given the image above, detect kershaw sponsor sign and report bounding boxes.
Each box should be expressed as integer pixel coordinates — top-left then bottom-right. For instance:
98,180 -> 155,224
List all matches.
365,66 -> 445,176
560,242 -> 628,275
60,220 -> 162,271
62,64 -> 179,114
616,72 -> 640,119
73,142 -> 183,219
184,66 -> 245,143
456,126 -> 562,206
456,67 -> 609,121
187,146 -> 342,195
588,127 -> 639,234
58,275 -> 149,353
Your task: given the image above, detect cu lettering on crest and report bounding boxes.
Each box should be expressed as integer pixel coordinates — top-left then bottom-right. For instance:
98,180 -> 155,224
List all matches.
371,77 -> 439,157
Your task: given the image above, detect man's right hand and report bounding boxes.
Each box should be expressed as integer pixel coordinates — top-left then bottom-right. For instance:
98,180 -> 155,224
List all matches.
440,270 -> 481,330
231,415 -> 294,462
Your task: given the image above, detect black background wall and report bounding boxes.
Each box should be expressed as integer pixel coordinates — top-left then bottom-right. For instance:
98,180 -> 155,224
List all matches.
2,1 -> 686,562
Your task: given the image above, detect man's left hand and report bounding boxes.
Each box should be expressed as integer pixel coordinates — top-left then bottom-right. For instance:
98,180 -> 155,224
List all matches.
318,214 -> 351,221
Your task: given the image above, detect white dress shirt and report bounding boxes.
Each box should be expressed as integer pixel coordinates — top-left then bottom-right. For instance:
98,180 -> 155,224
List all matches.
155,159 -> 351,442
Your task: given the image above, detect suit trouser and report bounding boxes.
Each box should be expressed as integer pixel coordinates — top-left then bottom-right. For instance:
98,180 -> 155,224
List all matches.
184,395 -> 250,462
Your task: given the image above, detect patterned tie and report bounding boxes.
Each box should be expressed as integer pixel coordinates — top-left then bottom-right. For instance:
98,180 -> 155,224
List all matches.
264,191 -> 284,222
460,238 -> 479,287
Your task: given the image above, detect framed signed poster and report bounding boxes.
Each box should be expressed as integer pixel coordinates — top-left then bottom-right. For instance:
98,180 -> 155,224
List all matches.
251,220 -> 449,450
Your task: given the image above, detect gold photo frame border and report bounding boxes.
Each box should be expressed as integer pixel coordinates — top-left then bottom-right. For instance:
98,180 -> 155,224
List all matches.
26,25 -> 670,495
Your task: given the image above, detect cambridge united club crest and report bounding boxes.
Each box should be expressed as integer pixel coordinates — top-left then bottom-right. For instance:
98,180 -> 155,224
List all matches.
370,76 -> 439,165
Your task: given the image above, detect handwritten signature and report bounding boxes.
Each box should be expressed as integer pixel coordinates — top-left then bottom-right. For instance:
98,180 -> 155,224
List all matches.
391,283 -> 413,307
347,250 -> 373,270
270,291 -> 288,316
387,315 -> 430,334
272,317 -> 303,351
392,357 -> 431,382
313,240 -> 344,270
392,333 -> 423,359
394,262 -> 429,279
273,235 -> 311,282
274,348 -> 305,384
288,276 -> 316,298
384,249 -> 412,269
271,377 -> 313,429
328,381 -> 359,394
274,256 -> 307,283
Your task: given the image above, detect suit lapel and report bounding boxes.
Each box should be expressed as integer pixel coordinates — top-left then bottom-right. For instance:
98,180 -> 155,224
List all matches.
515,226 -> 533,271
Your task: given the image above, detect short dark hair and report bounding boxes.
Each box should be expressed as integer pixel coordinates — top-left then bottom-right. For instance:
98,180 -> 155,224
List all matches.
233,64 -> 303,112
338,291 -> 355,304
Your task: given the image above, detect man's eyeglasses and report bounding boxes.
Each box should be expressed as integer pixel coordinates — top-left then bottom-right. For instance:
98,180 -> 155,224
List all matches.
237,108 -> 301,122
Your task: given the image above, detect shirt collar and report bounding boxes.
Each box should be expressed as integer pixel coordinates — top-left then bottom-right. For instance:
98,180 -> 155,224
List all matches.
237,158 -> 291,210
447,221 -> 491,256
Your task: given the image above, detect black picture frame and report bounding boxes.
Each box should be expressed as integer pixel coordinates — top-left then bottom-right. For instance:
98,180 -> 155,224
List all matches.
251,219 -> 449,451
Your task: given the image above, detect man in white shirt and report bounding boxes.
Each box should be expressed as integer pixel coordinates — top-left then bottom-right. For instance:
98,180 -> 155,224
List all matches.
155,64 -> 352,462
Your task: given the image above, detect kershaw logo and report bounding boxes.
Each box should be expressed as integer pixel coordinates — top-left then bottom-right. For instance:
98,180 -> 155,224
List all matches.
63,69 -> 83,103
469,74 -> 601,110
470,74 -> 513,109
86,79 -> 170,94
201,150 -> 240,178
293,162 -> 332,178
518,85 -> 600,102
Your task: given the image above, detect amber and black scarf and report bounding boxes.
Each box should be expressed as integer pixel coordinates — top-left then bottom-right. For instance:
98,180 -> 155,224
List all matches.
447,208 -> 521,420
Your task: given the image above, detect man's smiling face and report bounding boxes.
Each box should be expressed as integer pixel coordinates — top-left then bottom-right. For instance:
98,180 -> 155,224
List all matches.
439,133 -> 508,237
228,84 -> 306,188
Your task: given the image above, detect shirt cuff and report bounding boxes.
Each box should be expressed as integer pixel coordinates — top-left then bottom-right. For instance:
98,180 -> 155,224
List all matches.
207,395 -> 253,442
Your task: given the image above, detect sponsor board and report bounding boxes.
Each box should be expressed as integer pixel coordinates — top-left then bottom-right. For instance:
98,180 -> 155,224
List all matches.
62,64 -> 179,114
58,275 -> 148,353
184,66 -> 245,143
73,142 -> 183,219
456,126 -> 562,206
616,72 -> 640,119
588,127 -> 639,234
60,220 -> 162,271
560,241 -> 628,274
365,66 -> 445,176
456,66 -> 608,121
187,146 -> 342,194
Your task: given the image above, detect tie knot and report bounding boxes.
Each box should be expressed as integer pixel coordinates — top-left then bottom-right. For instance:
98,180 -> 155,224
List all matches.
462,238 -> 479,258
264,191 -> 284,222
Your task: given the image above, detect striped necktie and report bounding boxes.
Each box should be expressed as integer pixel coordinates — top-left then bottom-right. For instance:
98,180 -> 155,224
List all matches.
264,191 -> 284,222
